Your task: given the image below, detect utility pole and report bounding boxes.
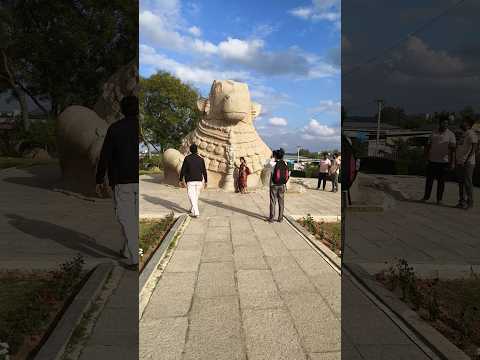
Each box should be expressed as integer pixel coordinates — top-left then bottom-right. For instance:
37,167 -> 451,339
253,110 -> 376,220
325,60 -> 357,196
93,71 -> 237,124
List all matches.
297,146 -> 300,163
376,99 -> 384,146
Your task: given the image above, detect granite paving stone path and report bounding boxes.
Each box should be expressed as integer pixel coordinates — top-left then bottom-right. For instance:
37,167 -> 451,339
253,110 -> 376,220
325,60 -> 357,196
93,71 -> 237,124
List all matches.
140,174 -> 341,220
140,192 -> 342,360
139,181 -> 430,359
0,164 -> 137,357
346,174 -> 480,276
0,165 -> 125,270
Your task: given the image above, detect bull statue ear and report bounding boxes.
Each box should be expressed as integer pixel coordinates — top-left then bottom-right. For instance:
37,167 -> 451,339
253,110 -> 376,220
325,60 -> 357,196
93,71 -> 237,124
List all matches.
197,98 -> 210,114
251,102 -> 262,119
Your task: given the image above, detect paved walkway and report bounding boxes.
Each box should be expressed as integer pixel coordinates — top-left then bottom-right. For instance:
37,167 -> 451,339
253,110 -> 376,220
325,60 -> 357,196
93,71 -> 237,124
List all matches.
342,275 -> 430,360
78,267 -> 138,360
139,183 -> 430,359
0,164 -> 136,358
346,174 -> 480,277
0,165 -> 125,270
140,202 -> 342,360
140,174 -> 341,220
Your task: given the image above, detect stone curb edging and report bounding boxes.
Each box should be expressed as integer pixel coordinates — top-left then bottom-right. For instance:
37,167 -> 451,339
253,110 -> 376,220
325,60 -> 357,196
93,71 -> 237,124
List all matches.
284,214 -> 341,271
139,213 -> 189,293
288,214 -> 340,223
344,262 -> 470,360
34,262 -> 114,360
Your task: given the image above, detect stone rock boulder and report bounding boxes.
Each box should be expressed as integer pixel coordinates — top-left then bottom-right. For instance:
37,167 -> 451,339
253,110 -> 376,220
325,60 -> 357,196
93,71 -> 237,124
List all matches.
163,148 -> 185,185
164,80 -> 272,189
23,148 -> 51,161
94,60 -> 139,125
57,106 -> 108,195
56,60 -> 138,196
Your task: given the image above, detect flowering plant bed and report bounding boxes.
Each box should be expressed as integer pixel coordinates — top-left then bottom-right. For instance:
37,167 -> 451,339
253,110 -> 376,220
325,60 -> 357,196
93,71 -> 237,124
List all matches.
139,213 -> 175,272
376,259 -> 480,359
0,255 -> 86,359
297,214 -> 341,256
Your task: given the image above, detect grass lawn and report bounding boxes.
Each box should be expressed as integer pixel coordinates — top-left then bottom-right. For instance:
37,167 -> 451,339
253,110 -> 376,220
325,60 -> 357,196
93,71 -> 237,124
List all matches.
0,256 -> 86,359
377,261 -> 480,358
0,157 -> 57,170
297,215 -> 341,256
139,213 -> 175,272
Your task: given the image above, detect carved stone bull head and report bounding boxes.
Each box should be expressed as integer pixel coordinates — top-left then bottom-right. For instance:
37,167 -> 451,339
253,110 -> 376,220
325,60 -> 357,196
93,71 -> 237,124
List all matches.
197,80 -> 261,123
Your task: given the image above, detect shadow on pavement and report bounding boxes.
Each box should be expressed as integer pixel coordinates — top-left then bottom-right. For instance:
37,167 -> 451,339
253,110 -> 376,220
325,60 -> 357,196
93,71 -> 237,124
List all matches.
5,213 -> 120,260
200,198 -> 267,220
2,164 -> 61,190
403,199 -> 461,209
142,194 -> 190,213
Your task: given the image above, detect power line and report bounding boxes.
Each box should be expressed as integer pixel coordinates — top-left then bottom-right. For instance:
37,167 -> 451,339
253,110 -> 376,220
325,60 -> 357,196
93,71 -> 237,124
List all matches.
343,0 -> 468,78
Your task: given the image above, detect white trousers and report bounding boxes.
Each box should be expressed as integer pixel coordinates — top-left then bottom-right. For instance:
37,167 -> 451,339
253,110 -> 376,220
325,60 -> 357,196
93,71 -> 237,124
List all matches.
187,181 -> 203,216
113,183 -> 139,265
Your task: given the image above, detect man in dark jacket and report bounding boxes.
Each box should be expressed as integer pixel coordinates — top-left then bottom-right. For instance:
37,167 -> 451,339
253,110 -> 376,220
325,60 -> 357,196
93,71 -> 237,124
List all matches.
179,144 -> 207,218
96,95 -> 139,269
268,148 -> 287,223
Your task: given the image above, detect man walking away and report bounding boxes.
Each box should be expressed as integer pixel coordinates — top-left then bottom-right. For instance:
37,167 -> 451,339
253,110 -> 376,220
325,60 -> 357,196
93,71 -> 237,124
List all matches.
269,149 -> 289,223
179,144 -> 207,218
330,153 -> 341,192
422,115 -> 456,205
455,117 -> 478,209
96,96 -> 139,270
317,154 -> 331,190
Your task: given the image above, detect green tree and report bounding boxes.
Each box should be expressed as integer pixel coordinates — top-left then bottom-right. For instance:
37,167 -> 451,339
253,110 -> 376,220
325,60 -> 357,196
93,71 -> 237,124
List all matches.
140,72 -> 201,151
0,0 -> 138,119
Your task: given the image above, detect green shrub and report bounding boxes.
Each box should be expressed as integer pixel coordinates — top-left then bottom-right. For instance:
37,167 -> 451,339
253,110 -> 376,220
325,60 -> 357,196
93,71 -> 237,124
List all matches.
140,154 -> 163,170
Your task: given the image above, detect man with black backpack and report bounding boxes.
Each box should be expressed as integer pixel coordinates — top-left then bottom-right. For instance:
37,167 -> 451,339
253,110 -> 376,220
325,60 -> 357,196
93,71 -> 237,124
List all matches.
268,148 -> 289,223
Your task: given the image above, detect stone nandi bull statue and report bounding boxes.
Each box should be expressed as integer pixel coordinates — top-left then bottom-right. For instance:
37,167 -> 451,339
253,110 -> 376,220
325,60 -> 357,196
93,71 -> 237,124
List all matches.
56,60 -> 139,196
164,80 -> 272,189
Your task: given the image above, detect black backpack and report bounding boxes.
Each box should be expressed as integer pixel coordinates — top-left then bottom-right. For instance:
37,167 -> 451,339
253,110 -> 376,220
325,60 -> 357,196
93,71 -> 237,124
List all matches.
272,160 -> 290,185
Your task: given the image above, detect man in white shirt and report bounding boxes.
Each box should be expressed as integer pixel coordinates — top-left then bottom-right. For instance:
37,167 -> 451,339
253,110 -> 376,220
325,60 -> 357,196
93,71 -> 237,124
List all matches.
455,117 -> 478,209
317,154 -> 331,190
422,116 -> 456,205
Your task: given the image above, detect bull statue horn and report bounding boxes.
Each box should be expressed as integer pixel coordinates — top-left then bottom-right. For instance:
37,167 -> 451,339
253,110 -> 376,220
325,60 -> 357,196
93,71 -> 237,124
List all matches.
251,102 -> 261,120
197,98 -> 210,114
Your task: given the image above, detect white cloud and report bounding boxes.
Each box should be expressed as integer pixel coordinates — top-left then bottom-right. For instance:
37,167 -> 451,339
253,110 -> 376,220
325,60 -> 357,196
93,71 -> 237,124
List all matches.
290,7 -> 313,19
289,0 -> 340,23
139,9 -> 217,55
188,26 -> 202,37
268,117 -> 288,127
302,119 -> 339,139
309,100 -> 340,114
140,5 -> 338,79
391,36 -> 465,77
218,38 -> 264,61
140,44 -> 249,85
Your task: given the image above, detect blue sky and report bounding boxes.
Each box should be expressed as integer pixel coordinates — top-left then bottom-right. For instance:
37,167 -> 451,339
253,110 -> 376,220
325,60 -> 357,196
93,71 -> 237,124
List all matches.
343,0 -> 480,116
139,0 -> 341,152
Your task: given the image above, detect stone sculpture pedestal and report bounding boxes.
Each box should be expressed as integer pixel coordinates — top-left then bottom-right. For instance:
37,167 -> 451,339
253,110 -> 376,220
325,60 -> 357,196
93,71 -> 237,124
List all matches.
222,167 -> 236,192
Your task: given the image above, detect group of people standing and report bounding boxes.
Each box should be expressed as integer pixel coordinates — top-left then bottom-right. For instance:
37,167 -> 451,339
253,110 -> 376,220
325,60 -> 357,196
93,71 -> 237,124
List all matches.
317,153 -> 341,192
177,146 -> 291,223
422,115 -> 478,209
